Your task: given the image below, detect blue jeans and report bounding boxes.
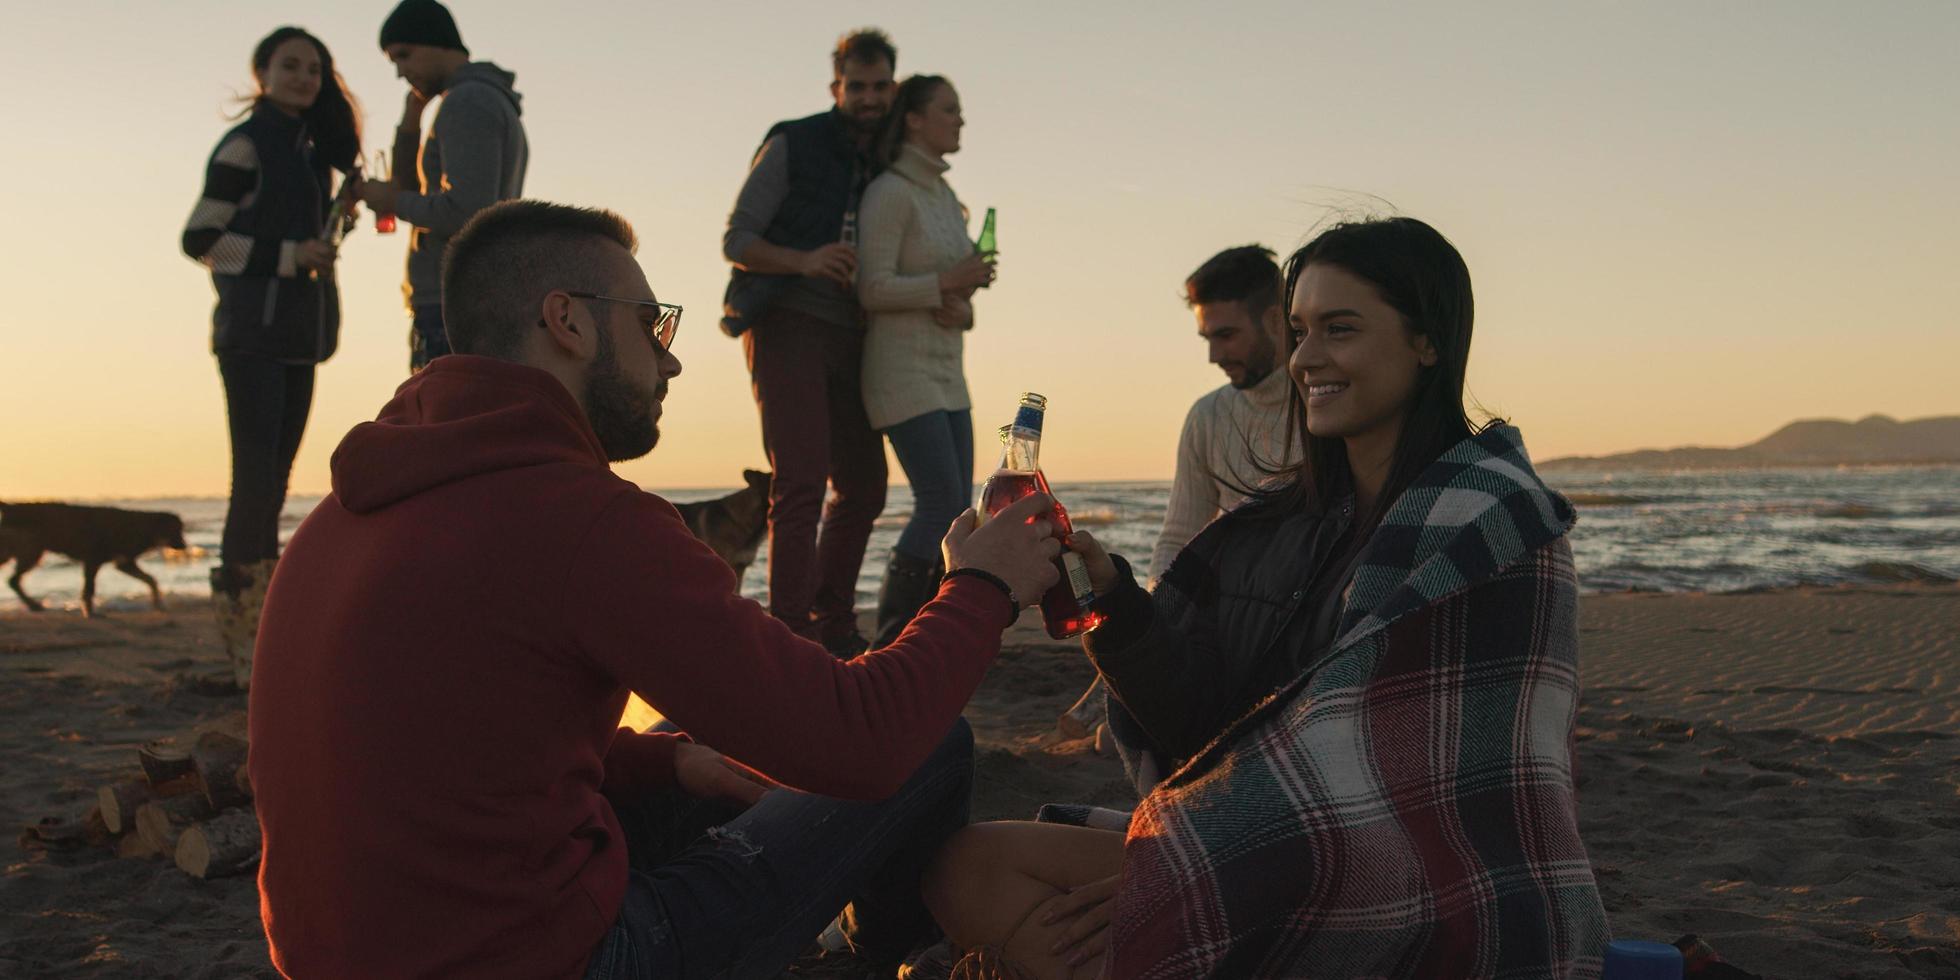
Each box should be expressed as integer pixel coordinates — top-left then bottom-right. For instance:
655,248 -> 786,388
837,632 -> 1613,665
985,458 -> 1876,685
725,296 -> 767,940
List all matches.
583,719 -> 974,979
410,305 -> 450,371
882,410 -> 974,563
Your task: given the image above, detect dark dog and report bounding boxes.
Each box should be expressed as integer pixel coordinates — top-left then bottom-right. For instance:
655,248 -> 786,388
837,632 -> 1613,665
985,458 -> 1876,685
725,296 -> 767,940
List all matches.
0,502 -> 188,617
670,470 -> 771,582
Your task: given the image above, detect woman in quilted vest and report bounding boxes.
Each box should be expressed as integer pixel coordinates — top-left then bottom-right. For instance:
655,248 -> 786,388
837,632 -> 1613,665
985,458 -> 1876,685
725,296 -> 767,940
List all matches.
181,27 -> 362,687
924,218 -> 1609,978
856,74 -> 998,648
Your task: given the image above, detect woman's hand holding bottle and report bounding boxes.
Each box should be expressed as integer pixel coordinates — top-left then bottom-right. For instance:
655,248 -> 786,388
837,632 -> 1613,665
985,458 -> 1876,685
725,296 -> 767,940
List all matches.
939,251 -> 996,293
295,240 -> 337,272
1063,531 -> 1122,597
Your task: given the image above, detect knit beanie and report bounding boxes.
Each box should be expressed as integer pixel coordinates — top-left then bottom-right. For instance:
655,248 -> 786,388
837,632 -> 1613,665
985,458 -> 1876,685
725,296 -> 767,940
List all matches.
379,0 -> 468,54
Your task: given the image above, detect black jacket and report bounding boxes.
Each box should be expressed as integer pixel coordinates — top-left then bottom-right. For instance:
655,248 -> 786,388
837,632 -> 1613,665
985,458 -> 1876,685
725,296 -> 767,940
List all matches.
184,106 -> 340,362
720,109 -> 872,336
1091,494 -> 1357,772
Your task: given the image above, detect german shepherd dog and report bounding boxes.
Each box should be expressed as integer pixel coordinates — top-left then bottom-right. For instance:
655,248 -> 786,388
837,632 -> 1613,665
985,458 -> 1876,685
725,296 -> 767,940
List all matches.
0,502 -> 188,616
670,470 -> 771,582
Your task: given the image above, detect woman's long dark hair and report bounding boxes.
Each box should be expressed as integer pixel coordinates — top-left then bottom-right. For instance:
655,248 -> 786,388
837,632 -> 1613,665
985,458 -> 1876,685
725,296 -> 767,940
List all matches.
246,27 -> 363,173
876,74 -> 950,165
1269,217 -> 1488,531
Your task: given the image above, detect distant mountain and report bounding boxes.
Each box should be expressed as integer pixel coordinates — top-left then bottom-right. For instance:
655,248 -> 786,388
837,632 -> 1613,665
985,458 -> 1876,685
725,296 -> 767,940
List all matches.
1540,415 -> 1960,470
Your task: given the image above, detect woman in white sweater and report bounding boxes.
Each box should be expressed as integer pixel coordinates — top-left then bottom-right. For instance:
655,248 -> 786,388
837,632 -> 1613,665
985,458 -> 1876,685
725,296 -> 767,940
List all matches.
857,74 -> 998,647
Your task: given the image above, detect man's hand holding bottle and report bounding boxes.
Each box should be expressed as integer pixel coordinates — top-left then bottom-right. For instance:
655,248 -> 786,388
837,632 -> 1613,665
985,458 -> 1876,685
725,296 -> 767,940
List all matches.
941,493 -> 1063,611
800,242 -> 858,287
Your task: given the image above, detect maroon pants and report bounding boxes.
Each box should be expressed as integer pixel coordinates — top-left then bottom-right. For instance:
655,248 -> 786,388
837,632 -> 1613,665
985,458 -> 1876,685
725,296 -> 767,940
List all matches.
743,308 -> 887,641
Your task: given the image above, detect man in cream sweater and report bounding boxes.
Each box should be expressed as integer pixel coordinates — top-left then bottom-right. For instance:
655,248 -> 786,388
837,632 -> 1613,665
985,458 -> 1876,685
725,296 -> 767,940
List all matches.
1060,246 -> 1297,750
1149,245 -> 1296,583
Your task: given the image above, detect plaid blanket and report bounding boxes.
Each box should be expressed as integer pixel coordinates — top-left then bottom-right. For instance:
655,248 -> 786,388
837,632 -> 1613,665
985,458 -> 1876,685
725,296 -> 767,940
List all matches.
1106,425 -> 1609,979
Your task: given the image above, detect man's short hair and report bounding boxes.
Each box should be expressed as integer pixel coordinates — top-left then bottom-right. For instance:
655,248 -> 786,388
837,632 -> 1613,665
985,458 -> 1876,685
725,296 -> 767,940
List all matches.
833,28 -> 896,75
1184,244 -> 1281,316
441,201 -> 639,360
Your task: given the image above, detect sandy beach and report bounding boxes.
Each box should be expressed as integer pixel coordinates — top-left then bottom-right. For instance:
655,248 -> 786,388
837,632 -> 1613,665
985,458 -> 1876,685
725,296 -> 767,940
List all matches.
3,586 -> 1955,978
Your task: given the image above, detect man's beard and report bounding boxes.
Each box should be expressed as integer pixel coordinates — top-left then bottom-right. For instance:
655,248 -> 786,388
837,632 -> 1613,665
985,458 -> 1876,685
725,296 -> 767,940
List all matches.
584,329 -> 662,462
1229,338 -> 1279,390
1230,364 -> 1273,390
848,104 -> 887,133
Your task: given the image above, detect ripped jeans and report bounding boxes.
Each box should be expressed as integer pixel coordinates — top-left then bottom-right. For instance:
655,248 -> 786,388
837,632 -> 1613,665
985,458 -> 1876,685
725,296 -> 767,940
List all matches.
583,719 -> 974,979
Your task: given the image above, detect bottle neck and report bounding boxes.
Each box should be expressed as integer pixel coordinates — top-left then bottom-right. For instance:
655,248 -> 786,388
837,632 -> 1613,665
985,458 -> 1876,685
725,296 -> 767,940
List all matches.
998,426 -> 1042,472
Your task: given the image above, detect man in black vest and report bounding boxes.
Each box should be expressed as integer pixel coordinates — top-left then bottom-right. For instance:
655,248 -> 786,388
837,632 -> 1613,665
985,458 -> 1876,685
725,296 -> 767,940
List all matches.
721,29 -> 896,657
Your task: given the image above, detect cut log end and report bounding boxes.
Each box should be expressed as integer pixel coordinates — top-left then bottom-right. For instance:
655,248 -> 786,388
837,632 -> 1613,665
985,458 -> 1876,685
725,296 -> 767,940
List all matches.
117,831 -> 162,860
175,810 -> 261,879
134,794 -> 213,857
97,779 -> 153,836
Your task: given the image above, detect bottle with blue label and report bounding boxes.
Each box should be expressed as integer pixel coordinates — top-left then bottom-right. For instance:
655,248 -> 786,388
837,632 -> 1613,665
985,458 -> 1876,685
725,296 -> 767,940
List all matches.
976,393 -> 1102,638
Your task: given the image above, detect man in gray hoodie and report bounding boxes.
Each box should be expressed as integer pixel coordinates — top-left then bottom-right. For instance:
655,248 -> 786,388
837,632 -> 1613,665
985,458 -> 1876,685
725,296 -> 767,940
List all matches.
358,0 -> 529,371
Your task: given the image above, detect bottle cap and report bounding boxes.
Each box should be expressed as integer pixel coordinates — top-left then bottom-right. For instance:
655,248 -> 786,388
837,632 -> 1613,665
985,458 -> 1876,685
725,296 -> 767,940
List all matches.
1014,393 -> 1046,434
1601,939 -> 1683,980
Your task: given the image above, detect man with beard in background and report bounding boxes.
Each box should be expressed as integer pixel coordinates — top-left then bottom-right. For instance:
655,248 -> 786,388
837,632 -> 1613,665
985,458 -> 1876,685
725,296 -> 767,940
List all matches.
1151,244 -> 1297,583
1058,246 -> 1298,769
720,29 -> 900,657
249,201 -> 1065,978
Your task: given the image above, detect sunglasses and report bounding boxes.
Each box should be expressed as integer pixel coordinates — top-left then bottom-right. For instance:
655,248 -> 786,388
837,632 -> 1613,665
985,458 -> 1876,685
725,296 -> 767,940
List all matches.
565,291 -> 683,350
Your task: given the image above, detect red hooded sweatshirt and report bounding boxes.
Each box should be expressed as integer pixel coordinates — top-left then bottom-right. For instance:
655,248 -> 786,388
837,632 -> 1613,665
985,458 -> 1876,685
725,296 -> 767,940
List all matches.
249,356 -> 1011,979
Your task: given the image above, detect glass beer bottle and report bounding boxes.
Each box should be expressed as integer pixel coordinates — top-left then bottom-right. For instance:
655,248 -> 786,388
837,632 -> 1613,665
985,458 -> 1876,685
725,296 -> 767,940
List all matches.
977,393 -> 1104,639
975,207 -> 997,259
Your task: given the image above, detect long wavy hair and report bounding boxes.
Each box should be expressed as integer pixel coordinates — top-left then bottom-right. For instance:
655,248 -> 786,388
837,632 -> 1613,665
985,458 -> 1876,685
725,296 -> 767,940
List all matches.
1266,217 -> 1491,530
242,27 -> 363,173
876,74 -> 950,166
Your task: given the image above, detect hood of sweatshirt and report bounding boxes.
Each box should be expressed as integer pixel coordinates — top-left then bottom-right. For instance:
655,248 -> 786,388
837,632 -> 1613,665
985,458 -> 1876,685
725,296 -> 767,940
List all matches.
330,356 -> 603,514
450,61 -> 522,114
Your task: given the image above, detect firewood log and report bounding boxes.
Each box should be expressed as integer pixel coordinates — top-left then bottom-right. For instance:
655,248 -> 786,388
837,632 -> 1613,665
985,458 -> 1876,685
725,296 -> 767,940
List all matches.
192,732 -> 251,809
82,806 -> 113,847
134,794 -> 212,856
117,831 -> 161,859
97,779 -> 152,835
174,810 -> 261,879
138,739 -> 195,786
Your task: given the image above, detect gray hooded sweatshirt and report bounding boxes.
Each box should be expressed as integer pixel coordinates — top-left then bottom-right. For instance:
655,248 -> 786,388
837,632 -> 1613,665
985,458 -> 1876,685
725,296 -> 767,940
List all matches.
394,62 -> 528,311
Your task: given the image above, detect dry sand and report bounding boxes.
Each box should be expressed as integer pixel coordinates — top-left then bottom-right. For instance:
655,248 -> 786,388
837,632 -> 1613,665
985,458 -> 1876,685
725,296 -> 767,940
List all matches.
2,587 -> 1955,978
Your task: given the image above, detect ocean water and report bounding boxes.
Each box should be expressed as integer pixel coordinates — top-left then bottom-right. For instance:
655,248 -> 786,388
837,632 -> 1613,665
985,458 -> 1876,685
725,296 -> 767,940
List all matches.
3,467 -> 1956,614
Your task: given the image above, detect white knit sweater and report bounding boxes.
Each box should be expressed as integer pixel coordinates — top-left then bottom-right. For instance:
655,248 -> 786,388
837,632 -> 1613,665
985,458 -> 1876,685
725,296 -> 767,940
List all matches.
857,144 -> 975,431
1149,369 -> 1298,582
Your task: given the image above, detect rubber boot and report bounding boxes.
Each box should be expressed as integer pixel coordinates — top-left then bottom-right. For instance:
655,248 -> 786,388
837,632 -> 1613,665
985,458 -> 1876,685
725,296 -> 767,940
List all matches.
210,559 -> 277,691
872,551 -> 940,650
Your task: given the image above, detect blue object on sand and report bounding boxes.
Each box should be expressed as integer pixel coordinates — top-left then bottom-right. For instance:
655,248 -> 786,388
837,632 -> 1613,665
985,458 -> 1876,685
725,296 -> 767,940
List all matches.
1602,939 -> 1684,979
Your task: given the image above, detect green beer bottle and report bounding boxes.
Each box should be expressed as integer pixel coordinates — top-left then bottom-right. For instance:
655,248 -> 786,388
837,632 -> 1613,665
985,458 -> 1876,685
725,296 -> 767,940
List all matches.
975,207 -> 997,259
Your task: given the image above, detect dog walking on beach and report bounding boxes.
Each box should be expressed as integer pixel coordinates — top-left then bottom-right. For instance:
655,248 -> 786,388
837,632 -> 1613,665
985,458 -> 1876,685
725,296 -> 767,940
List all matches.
0,502 -> 187,617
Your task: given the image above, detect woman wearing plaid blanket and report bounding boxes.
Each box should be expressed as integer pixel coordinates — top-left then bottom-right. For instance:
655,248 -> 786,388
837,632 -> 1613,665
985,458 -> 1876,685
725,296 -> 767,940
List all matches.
924,218 -> 1609,978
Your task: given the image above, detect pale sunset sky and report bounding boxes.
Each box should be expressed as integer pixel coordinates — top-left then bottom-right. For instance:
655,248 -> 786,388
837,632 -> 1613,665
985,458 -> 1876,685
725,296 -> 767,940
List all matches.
1,1 -> 1955,499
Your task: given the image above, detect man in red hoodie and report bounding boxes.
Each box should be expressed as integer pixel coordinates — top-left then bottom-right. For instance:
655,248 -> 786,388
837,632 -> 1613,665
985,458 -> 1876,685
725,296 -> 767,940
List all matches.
249,200 -> 1063,979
